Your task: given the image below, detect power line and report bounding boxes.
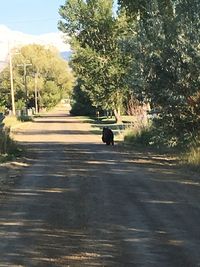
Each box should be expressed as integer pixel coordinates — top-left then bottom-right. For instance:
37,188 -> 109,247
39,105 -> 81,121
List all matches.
1,17 -> 60,24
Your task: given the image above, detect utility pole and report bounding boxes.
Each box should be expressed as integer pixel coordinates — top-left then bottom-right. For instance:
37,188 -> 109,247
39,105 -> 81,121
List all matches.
34,72 -> 39,114
8,44 -> 16,116
17,62 -> 32,111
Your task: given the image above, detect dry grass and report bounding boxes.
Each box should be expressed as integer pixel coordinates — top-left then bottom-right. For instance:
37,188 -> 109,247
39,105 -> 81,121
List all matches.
3,116 -> 19,128
184,147 -> 200,169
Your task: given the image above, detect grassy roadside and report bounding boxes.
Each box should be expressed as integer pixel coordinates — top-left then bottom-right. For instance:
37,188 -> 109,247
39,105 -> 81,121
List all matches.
2,113 -> 199,172
0,116 -> 31,163
0,116 -> 33,195
181,147 -> 200,172
81,115 -> 200,173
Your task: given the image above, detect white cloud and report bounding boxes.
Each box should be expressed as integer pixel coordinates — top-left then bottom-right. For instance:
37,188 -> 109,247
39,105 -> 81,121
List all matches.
0,25 -> 71,62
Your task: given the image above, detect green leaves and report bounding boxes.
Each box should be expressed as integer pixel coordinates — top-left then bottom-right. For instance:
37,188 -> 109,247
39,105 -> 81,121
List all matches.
119,0 -> 200,146
0,44 -> 74,111
58,0 -> 200,145
59,0 -> 130,118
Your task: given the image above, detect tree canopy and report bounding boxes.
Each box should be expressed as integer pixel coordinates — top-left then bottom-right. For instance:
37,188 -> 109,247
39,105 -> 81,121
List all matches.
59,0 -> 200,147
117,0 -> 200,146
0,44 -> 74,112
59,0 -> 131,121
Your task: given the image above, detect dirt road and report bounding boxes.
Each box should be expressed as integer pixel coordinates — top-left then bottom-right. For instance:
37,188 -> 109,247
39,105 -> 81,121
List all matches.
0,104 -> 200,266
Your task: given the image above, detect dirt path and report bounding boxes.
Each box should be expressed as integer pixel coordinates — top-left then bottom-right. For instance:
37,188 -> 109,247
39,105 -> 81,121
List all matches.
0,104 -> 200,266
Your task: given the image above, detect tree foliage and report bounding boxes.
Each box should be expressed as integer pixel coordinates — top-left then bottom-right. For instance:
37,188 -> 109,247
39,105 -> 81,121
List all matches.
117,0 -> 200,147
70,80 -> 97,116
59,0 -> 131,121
58,0 -> 200,147
0,44 -> 74,111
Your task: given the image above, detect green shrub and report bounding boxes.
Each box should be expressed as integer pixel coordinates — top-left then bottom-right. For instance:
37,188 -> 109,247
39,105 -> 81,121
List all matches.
70,83 -> 97,116
124,125 -> 153,146
15,99 -> 26,110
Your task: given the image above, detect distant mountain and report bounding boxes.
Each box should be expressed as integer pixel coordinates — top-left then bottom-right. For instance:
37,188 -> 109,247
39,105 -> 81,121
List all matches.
60,51 -> 72,61
0,25 -> 71,62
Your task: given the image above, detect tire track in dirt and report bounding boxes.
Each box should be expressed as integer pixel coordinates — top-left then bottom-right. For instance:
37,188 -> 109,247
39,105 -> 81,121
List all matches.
0,104 -> 200,266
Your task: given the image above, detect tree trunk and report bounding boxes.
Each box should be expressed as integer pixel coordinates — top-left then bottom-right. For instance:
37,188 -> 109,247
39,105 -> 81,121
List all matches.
114,108 -> 122,123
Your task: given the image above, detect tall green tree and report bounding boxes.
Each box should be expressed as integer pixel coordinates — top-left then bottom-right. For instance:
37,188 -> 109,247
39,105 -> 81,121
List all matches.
70,79 -> 97,116
118,0 -> 200,147
0,44 -> 74,111
59,0 -> 130,121
0,68 -> 11,111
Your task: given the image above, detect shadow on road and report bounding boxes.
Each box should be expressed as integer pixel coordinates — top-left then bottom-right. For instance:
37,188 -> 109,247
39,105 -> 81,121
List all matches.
1,140 -> 200,266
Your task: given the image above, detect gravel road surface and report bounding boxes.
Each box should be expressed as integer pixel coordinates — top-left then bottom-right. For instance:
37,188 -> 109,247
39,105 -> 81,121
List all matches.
0,104 -> 200,267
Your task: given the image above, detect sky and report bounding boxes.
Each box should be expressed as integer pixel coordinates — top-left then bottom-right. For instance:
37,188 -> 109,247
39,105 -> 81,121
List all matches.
0,0 -> 118,65
0,0 -> 66,35
0,0 -> 71,66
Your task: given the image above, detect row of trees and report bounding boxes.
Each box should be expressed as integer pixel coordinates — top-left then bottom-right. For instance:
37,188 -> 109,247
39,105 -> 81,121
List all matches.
0,44 -> 74,114
58,0 -> 200,148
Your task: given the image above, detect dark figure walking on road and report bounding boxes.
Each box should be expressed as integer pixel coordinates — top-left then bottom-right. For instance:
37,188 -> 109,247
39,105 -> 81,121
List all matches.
102,127 -> 114,145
